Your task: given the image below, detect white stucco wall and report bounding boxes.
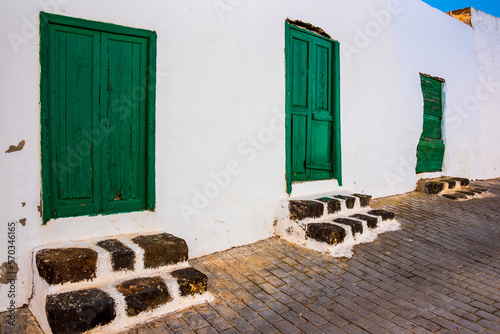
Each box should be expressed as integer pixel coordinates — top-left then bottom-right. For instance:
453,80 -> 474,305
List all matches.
472,9 -> 500,180
0,0 -> 499,308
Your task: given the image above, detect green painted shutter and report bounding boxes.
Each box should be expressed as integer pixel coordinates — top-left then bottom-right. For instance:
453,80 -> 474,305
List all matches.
416,75 -> 445,173
46,23 -> 102,218
286,23 -> 341,193
41,13 -> 156,222
100,32 -> 148,213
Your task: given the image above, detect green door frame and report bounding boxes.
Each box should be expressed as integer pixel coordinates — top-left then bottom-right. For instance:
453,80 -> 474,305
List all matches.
285,22 -> 341,194
40,12 -> 156,223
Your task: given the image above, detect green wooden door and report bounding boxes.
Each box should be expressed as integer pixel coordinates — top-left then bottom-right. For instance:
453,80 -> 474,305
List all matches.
41,13 -> 156,222
285,23 -> 341,193
416,74 -> 445,173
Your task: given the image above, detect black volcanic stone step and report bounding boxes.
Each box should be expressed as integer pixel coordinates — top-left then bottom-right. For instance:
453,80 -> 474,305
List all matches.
116,276 -> 172,317
46,288 -> 115,334
350,214 -> 378,229
442,179 -> 458,189
424,181 -> 445,194
171,268 -> 208,296
470,187 -> 487,194
306,223 -> 346,245
289,200 -> 323,220
333,218 -> 363,235
450,177 -> 470,186
316,197 -> 342,214
367,210 -> 395,221
36,248 -> 98,285
458,190 -> 475,196
132,233 -> 188,268
96,239 -> 135,272
351,194 -> 372,207
333,195 -> 356,209
442,192 -> 469,200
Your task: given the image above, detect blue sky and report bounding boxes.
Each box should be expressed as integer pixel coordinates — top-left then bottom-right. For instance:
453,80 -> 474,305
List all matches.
421,0 -> 500,18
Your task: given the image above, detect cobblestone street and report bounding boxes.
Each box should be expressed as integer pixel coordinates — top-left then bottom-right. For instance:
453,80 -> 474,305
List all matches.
3,179 -> 500,333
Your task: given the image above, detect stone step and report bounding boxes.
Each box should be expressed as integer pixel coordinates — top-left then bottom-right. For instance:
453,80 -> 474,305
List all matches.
417,177 -> 488,200
276,192 -> 399,258
30,233 -> 212,334
417,177 -> 470,194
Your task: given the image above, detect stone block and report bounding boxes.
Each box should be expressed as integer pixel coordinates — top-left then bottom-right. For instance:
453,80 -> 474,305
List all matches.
351,194 -> 372,207
333,195 -> 356,209
171,268 -> 208,296
442,179 -> 457,189
46,288 -> 115,334
36,248 -> 98,285
96,239 -> 135,272
132,233 -> 188,268
350,214 -> 378,229
116,276 -> 172,317
442,192 -> 468,200
367,210 -> 395,221
450,177 -> 470,186
424,181 -> 445,194
316,197 -> 342,214
306,223 -> 346,245
288,200 -> 323,220
333,218 -> 363,235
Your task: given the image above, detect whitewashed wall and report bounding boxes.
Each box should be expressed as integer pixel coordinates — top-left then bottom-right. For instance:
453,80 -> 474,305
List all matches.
472,9 -> 500,180
0,0 -> 499,307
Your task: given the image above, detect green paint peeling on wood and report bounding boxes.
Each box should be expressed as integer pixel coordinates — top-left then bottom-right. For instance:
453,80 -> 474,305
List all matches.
40,12 -> 156,223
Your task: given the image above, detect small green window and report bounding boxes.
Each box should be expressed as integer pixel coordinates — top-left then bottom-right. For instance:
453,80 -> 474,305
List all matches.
416,74 -> 445,173
285,22 -> 341,194
40,12 -> 156,222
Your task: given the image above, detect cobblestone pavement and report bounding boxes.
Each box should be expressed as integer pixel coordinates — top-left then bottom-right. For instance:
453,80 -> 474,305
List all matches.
2,179 -> 500,333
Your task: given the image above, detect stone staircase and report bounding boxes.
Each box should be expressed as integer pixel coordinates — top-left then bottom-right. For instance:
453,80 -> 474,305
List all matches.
417,177 -> 488,200
276,193 -> 399,258
30,233 -> 212,334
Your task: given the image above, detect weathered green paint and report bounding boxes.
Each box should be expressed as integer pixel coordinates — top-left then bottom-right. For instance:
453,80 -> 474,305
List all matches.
285,22 -> 341,194
416,74 -> 445,173
40,12 -> 156,222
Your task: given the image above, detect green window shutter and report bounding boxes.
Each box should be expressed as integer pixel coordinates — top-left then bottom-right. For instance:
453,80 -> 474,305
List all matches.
285,22 -> 341,193
416,74 -> 445,173
45,23 -> 102,219
100,32 -> 149,214
41,13 -> 156,222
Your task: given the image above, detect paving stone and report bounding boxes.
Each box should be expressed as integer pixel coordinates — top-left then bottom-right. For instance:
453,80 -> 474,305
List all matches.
288,200 -> 323,220
333,195 -> 356,209
96,239 -> 135,271
351,194 -> 372,207
316,197 -> 342,214
132,233 -> 188,268
350,214 -> 379,229
306,223 -> 346,245
334,217 -> 363,235
46,288 -> 115,334
171,267 -> 208,296
116,276 -> 172,316
367,209 -> 395,220
36,248 -> 98,285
